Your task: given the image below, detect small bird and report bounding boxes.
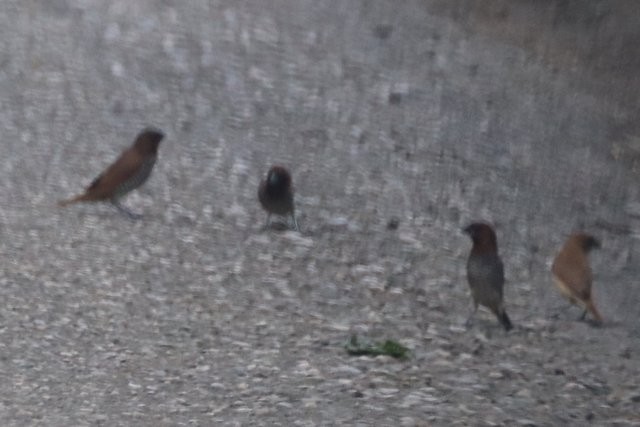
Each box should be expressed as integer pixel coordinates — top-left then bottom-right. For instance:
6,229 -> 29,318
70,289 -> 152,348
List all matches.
58,128 -> 164,219
258,165 -> 299,231
463,222 -> 513,331
551,232 -> 603,324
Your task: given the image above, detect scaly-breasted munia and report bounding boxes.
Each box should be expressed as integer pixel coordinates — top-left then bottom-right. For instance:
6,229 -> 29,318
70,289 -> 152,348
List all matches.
258,165 -> 299,231
551,232 -> 603,324
58,128 -> 164,219
463,222 -> 513,331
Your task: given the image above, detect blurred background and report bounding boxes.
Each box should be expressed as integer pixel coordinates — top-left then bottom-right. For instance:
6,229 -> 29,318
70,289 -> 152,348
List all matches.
0,0 -> 639,424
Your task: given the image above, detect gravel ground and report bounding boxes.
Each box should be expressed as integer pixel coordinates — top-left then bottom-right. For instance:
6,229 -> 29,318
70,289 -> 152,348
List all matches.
1,1 -> 639,425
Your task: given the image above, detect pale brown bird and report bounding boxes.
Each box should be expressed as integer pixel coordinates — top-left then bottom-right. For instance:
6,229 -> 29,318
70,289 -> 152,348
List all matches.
58,128 -> 164,219
258,165 -> 299,231
551,232 -> 603,324
463,222 -> 513,331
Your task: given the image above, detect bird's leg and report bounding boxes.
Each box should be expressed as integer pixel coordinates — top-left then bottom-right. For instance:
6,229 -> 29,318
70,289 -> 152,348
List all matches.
291,212 -> 299,232
112,199 -> 143,220
263,213 -> 272,230
465,302 -> 478,328
550,300 -> 575,319
579,309 -> 588,321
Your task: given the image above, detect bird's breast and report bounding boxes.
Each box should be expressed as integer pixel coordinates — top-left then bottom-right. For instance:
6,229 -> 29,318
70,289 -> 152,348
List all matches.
115,156 -> 157,197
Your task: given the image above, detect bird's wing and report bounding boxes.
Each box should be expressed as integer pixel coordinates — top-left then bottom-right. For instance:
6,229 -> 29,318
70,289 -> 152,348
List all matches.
552,252 -> 592,300
84,148 -> 142,198
87,172 -> 105,191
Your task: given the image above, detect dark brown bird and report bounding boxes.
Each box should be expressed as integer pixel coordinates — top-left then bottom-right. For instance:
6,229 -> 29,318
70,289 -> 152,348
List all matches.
463,222 -> 513,331
551,232 -> 603,324
258,165 -> 299,231
58,128 -> 164,219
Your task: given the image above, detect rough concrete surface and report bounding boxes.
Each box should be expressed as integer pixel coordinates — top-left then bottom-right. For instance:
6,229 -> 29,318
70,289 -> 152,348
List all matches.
1,1 -> 640,425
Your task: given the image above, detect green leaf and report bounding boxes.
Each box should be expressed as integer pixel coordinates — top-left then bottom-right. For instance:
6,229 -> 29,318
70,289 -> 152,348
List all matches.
344,335 -> 409,359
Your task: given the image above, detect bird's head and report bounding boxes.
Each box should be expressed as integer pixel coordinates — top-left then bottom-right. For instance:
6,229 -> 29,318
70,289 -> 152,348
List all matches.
266,166 -> 292,191
134,128 -> 164,155
572,233 -> 601,252
463,222 -> 498,252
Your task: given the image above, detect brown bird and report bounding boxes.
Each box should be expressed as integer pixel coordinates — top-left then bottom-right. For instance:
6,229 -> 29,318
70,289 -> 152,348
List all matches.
551,232 -> 603,324
258,165 -> 299,231
58,128 -> 164,219
463,222 -> 513,331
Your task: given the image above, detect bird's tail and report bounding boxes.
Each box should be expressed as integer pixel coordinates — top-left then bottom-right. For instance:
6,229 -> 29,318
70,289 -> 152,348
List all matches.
497,308 -> 513,331
585,299 -> 604,324
57,193 -> 87,207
